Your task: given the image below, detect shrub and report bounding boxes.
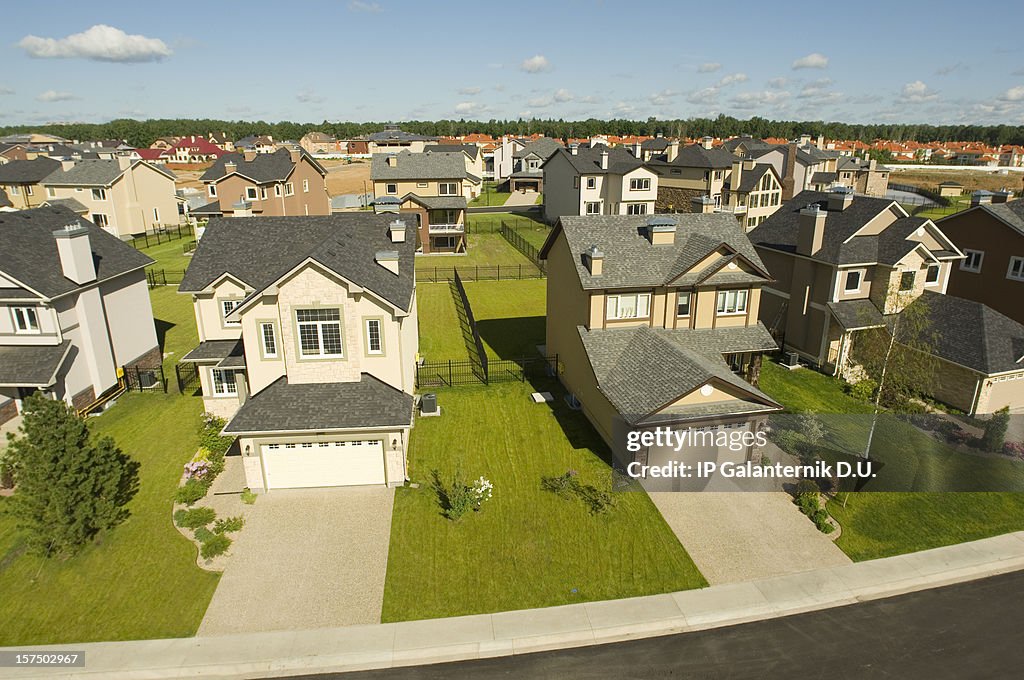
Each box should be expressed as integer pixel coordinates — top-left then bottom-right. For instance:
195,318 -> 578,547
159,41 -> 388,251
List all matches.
213,516 -> 245,534
199,414 -> 234,457
241,488 -> 257,505
0,451 -> 14,489
846,379 -> 878,403
981,407 -> 1011,453
541,470 -> 615,514
812,509 -> 835,534
1003,441 -> 1024,459
793,479 -> 821,516
174,507 -> 216,529
430,469 -> 477,521
175,477 -> 209,506
948,428 -> 972,446
193,526 -> 214,543
770,429 -> 803,455
200,534 -> 232,559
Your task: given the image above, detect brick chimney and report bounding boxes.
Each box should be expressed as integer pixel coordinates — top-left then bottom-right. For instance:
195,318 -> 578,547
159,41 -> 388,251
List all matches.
797,204 -> 827,256
224,160 -> 237,175
53,223 -> 96,284
583,245 -> 603,275
599,149 -> 608,170
781,143 -> 798,200
288,148 -> 301,163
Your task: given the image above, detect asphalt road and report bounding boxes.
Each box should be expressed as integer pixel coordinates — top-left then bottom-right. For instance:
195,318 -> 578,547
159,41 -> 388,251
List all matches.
289,570 -> 1024,680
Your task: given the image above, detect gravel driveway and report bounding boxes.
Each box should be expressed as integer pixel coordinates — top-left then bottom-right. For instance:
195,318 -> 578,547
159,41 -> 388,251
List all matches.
650,492 -> 851,585
198,486 -> 394,636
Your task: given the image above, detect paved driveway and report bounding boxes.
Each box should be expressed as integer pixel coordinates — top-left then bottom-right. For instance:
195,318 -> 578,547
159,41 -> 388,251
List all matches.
198,486 -> 395,636
650,492 -> 851,585
503,190 -> 539,207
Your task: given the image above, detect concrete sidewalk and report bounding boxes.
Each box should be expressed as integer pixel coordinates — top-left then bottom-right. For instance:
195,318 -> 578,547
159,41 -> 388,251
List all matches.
5,532 -> 1024,679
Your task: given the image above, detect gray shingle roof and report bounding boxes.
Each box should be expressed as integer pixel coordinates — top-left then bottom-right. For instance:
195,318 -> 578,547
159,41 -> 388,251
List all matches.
0,206 -> 153,299
734,164 -> 775,193
543,213 -> 770,290
904,291 -> 1024,375
513,138 -> 562,160
191,200 -> 222,215
649,144 -> 735,169
549,144 -> 643,176
41,197 -> 88,214
810,171 -> 837,185
828,299 -> 885,330
223,374 -> 413,434
179,212 -> 417,312
973,200 -> 1024,237
365,128 -> 438,142
370,150 -> 467,181
0,340 -> 73,387
0,157 -> 60,183
401,193 -> 466,210
200,148 -> 323,183
641,138 -> 671,150
181,339 -> 244,363
424,144 -> 479,160
41,158 -> 176,186
579,325 -> 779,425
721,137 -> 777,155
837,156 -> 890,173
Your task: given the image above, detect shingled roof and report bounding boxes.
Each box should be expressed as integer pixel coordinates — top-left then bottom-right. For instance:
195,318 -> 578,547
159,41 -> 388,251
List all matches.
0,157 -> 60,184
0,341 -> 74,388
424,143 -> 479,160
0,206 -> 153,299
541,213 -> 770,290
42,158 -> 176,186
649,143 -> 735,170
371,150 -> 467,181
179,212 -> 417,312
200,148 -> 324,183
513,138 -> 562,160
548,143 -> 644,175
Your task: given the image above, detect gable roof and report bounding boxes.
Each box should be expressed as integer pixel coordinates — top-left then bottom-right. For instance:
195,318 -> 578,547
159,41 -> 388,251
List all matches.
548,143 -> 644,176
179,212 -> 417,312
424,144 -> 479,160
731,164 -> 777,193
542,213 -> 770,290
199,148 -> 323,183
42,158 -> 176,186
0,157 -> 61,184
0,206 -> 153,299
513,138 -> 562,160
949,200 -> 1024,238
370,150 -> 467,181
650,143 -> 735,169
365,128 -> 438,143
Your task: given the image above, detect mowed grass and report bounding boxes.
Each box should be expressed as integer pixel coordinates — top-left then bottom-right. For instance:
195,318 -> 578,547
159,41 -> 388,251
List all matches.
464,279 -> 546,359
382,381 -> 706,622
416,282 -> 468,360
135,232 -> 195,272
468,182 -> 511,207
759,359 -> 1024,560
0,285 -> 217,645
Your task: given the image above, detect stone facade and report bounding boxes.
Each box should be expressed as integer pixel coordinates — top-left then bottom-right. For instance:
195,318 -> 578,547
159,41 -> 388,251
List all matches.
656,186 -> 704,213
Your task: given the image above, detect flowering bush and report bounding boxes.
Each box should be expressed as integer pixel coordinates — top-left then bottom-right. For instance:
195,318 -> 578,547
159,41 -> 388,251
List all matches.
430,468 -> 491,521
472,476 -> 493,506
183,459 -> 210,481
1003,441 -> 1024,459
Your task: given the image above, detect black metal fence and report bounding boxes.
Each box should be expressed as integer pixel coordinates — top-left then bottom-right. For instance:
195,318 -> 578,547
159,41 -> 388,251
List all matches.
415,355 -> 559,387
127,223 -> 194,250
175,362 -> 201,394
452,270 -> 488,375
415,263 -> 543,283
121,363 -> 168,393
500,222 -> 546,272
146,268 -> 187,287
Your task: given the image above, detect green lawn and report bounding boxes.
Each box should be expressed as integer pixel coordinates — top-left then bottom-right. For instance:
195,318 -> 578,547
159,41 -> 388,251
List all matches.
912,195 -> 971,221
759,360 -> 1024,560
382,381 -> 706,622
416,232 -> 538,277
464,279 -> 546,358
0,285 -> 217,645
135,233 -> 195,273
468,182 -> 512,207
416,283 -> 467,360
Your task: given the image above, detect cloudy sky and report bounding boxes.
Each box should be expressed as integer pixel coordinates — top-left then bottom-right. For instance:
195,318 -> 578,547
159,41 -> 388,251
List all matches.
2,0 -> 1023,126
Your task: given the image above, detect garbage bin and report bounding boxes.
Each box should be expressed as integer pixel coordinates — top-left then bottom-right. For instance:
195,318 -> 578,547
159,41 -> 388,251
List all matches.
421,393 -> 438,414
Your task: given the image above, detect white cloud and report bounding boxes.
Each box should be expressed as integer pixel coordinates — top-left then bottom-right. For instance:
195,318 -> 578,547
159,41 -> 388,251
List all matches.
731,90 -> 791,109
347,0 -> 382,12
767,77 -> 789,89
458,86 -> 482,95
687,87 -> 720,106
792,52 -> 829,69
553,88 -> 573,103
19,25 -> 172,63
697,62 -> 721,73
36,90 -> 78,102
527,95 -> 552,108
519,55 -> 551,73
296,90 -> 324,104
0,87 -> 13,95
999,86 -> 1024,102
902,80 -> 939,102
454,102 -> 489,115
717,72 -> 748,87
797,78 -> 834,98
649,89 -> 681,106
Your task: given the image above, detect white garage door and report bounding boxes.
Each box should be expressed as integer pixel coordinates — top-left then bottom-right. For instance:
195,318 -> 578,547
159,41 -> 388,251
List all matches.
262,440 -> 385,489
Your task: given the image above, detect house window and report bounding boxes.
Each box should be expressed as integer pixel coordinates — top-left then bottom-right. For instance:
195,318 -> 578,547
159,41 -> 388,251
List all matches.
844,270 -> 862,293
8,185 -> 18,196
302,179 -> 309,193
677,292 -> 691,317
296,308 -> 343,358
260,322 -> 277,358
47,187 -> 56,198
433,235 -> 456,249
746,216 -> 756,228
210,368 -> 237,396
716,289 -> 748,315
771,191 -> 780,206
713,170 -> 723,181
285,182 -> 294,196
899,271 -> 916,291
606,293 -> 651,320
926,264 -> 941,285
671,169 -> 681,175
586,177 -> 596,190
385,183 -> 397,195
25,185 -> 33,196
585,202 -> 601,215
260,187 -> 268,200
245,186 -> 258,201
1008,256 -> 1024,282
365,318 -> 383,354
439,182 -> 458,196
209,184 -> 217,198
626,203 -> 648,215
93,213 -> 109,228
629,177 -> 651,191
12,306 -> 40,333
417,182 -> 428,188
91,188 -> 106,201
221,299 -> 242,326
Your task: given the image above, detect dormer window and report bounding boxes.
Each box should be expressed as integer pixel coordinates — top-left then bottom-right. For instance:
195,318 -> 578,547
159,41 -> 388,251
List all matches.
844,270 -> 862,293
221,299 -> 242,326
899,271 -> 916,291
676,292 -> 691,317
12,306 -> 40,333
926,264 -> 941,285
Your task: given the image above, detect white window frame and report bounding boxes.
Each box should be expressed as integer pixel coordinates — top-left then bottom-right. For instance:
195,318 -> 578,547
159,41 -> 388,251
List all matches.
586,177 -> 596,190
365,318 -> 383,355
221,299 -> 242,326
284,182 -> 294,196
260,321 -> 278,358
8,185 -> 18,196
274,184 -> 282,197
416,181 -> 428,188
245,186 -> 258,201
296,308 -> 343,358
585,201 -> 601,215
385,183 -> 398,195
626,203 -> 648,215
210,368 -> 238,396
91,188 -> 107,201
11,306 -> 40,334
629,177 -> 651,191
925,264 -> 941,285
961,249 -> 984,273
208,184 -> 217,198
260,186 -> 268,200
92,213 -> 109,228
302,179 -> 309,193
1008,256 -> 1024,282
25,185 -> 33,196
716,289 -> 749,315
844,270 -> 862,293
438,182 -> 458,196
46,186 -> 56,198
606,293 -> 651,320
676,292 -> 691,317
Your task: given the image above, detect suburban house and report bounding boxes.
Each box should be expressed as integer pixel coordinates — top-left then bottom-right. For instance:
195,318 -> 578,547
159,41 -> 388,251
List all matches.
749,188 -> 1023,414
177,213 -> 419,491
723,159 -> 784,230
196,148 -> 330,218
364,126 -> 438,155
0,157 -> 61,209
233,135 -> 277,154
492,135 -> 551,183
41,158 -> 180,238
542,144 -> 658,222
208,132 -> 234,151
163,136 -> 226,164
0,206 -> 160,425
647,141 -> 737,212
424,144 -> 485,181
808,156 -> 890,197
638,136 -> 678,162
300,131 -> 338,155
538,213 -> 782,470
938,199 -> 1024,325
507,138 -> 563,193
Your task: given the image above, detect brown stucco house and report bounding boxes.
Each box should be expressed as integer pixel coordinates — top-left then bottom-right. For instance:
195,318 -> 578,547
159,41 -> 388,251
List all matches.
749,188 -> 1024,415
0,206 -> 160,424
0,157 -> 61,210
539,213 -> 782,472
177,213 -> 419,491
196,148 -> 329,218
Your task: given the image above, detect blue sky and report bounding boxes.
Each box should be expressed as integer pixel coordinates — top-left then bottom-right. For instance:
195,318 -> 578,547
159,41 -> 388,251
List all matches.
2,0 -> 1023,126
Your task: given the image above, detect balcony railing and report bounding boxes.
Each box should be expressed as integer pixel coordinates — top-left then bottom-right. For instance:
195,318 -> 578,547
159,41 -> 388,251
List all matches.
428,223 -> 465,234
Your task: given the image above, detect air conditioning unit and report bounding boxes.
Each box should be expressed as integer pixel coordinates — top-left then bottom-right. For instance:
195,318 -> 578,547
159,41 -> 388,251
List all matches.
784,352 -> 800,368
420,393 -> 438,415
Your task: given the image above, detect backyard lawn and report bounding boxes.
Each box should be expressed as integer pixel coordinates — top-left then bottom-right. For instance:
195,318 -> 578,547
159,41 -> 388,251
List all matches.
759,360 -> 1024,560
134,230 -> 196,273
468,182 -> 511,207
0,284 -> 218,645
382,381 -> 706,622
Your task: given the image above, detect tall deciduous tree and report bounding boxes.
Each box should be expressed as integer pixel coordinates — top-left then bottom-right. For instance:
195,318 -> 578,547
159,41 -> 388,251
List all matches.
5,393 -> 139,557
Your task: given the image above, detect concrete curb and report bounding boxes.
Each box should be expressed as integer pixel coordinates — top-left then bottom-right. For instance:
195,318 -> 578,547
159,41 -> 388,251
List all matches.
5,531 -> 1024,679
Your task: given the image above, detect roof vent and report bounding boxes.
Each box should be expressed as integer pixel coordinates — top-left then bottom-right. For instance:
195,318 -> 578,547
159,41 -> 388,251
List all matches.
827,185 -> 853,212
646,215 -> 678,245
375,249 -> 400,275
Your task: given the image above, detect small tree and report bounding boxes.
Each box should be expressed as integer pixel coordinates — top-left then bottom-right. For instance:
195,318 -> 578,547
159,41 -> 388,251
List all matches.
982,407 -> 1011,453
5,393 -> 139,557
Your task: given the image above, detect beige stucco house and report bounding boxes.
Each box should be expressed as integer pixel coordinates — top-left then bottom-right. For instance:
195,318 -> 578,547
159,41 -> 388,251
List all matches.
724,159 -> 784,230
542,144 -> 658,222
196,149 -> 330,218
178,213 -> 419,491
647,141 -> 736,212
0,157 -> 62,210
0,206 -> 160,425
539,213 -> 782,473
